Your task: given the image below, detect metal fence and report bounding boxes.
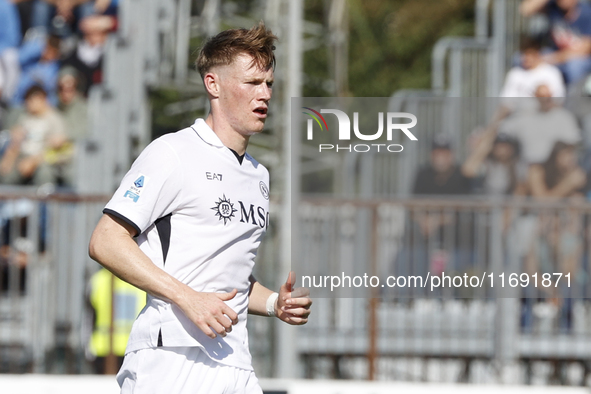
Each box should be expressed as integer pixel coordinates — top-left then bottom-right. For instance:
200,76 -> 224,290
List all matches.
0,188 -> 106,373
297,197 -> 591,384
432,0 -> 525,98
0,185 -> 282,376
2,193 -> 591,384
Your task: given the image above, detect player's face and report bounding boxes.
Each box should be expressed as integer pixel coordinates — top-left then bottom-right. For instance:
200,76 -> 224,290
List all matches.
217,54 -> 274,136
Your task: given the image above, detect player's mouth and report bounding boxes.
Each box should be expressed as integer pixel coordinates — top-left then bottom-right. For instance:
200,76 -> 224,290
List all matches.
253,107 -> 268,118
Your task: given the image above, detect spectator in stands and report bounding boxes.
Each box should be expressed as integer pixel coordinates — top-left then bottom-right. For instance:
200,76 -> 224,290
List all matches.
12,0 -> 35,38
57,66 -> 87,141
62,14 -> 115,95
0,213 -> 30,294
498,84 -> 581,165
397,137 -> 473,291
86,267 -> 145,374
488,37 -> 565,130
0,85 -> 68,185
0,0 -> 22,54
12,34 -> 61,106
521,0 -> 591,84
501,37 -> 565,99
56,67 -> 87,187
528,142 -> 586,199
462,129 -> 526,196
0,71 -> 7,131
31,0 -> 118,37
413,135 -> 470,195
522,142 -> 585,332
0,0 -> 23,104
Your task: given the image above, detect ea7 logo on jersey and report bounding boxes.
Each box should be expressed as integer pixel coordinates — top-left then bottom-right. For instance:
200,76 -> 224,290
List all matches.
206,172 -> 223,181
211,195 -> 237,225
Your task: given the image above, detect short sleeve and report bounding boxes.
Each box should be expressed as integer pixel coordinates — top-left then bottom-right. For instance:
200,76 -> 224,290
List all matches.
103,138 -> 183,235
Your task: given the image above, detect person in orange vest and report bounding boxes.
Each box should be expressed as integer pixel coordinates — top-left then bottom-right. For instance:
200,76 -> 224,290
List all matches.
88,267 -> 145,374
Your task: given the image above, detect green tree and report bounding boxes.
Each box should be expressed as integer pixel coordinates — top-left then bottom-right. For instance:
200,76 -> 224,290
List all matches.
304,0 -> 475,97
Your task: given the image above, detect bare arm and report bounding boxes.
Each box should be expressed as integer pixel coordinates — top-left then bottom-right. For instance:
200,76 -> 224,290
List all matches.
89,213 -> 239,338
544,38 -> 591,63
520,0 -> 551,17
0,142 -> 20,177
248,276 -> 276,316
248,272 -> 312,325
461,127 -> 497,178
528,164 -> 586,199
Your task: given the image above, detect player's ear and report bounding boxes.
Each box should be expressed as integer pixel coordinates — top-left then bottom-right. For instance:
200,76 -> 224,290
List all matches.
203,72 -> 220,98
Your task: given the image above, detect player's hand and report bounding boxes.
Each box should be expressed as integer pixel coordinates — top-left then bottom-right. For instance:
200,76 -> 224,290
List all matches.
276,271 -> 312,325
180,288 -> 239,339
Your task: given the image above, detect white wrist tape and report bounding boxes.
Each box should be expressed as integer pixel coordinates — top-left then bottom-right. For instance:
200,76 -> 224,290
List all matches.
266,292 -> 279,317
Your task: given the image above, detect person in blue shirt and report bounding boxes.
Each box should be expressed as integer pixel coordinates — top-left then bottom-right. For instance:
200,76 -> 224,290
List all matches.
0,0 -> 21,54
0,0 -> 22,106
31,0 -> 118,37
521,0 -> 591,84
11,35 -> 61,107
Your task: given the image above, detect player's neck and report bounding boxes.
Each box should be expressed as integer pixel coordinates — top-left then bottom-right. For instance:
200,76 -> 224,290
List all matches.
205,114 -> 249,156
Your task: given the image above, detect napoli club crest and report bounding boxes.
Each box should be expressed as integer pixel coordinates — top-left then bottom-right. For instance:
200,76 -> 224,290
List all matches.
259,181 -> 269,200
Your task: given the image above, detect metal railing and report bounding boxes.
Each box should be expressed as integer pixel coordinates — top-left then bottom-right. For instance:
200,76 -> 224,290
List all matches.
336,0 -> 531,199
1,193 -> 590,383
431,0 -> 525,98
0,188 -> 107,372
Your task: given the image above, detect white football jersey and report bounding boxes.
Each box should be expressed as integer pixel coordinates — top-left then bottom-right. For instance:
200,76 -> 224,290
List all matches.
103,118 -> 270,370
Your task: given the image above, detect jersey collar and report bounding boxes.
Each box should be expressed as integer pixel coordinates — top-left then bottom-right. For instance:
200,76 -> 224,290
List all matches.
191,118 -> 225,148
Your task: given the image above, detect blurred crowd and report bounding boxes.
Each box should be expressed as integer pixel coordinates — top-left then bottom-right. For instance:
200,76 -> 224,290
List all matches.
0,2 -> 121,371
408,0 -> 591,333
414,0 -> 591,199
0,0 -> 117,189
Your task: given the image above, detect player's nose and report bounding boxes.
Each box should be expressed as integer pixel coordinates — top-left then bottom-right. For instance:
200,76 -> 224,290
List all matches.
258,84 -> 272,101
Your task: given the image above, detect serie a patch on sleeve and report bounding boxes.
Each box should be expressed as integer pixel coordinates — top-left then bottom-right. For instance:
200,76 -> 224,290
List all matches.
123,174 -> 148,202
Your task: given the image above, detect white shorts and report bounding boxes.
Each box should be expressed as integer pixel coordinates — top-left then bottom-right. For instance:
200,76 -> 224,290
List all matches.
116,347 -> 263,394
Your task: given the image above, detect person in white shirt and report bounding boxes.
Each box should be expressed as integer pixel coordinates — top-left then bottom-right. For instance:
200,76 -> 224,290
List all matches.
89,23 -> 312,394
501,37 -> 566,100
499,84 -> 581,165
491,38 -> 565,126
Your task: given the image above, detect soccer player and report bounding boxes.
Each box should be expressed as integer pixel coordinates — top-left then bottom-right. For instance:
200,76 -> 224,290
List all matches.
89,23 -> 312,393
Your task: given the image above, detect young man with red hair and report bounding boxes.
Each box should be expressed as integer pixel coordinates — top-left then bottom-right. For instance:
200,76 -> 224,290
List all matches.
89,23 -> 312,394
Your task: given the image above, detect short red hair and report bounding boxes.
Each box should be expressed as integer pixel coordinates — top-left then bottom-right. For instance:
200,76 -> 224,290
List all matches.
196,22 -> 277,78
